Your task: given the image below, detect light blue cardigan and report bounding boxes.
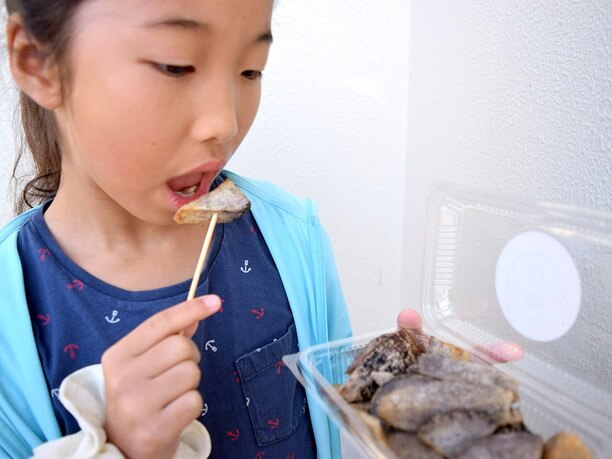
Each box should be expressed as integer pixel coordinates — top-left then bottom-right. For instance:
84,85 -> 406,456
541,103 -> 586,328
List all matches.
0,172 -> 352,459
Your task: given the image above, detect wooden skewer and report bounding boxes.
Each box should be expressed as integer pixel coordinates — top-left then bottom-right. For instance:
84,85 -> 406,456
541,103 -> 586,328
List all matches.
187,212 -> 219,301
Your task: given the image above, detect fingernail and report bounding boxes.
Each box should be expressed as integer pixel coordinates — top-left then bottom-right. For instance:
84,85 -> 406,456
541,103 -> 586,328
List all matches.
202,295 -> 220,311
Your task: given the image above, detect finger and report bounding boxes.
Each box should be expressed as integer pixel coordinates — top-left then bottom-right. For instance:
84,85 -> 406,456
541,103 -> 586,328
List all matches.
140,335 -> 201,378
153,360 -> 202,408
120,295 -> 221,356
479,341 -> 524,363
182,320 -> 200,339
161,390 -> 203,437
396,308 -> 423,331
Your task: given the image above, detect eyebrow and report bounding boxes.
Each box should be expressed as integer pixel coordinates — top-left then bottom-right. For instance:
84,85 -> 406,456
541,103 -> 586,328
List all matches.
146,18 -> 273,43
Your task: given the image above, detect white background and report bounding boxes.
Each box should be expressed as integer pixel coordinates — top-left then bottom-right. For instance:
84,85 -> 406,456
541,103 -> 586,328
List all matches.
1,1 -> 611,339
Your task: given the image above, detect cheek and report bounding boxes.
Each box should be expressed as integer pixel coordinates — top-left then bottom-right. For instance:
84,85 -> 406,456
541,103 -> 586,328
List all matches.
235,85 -> 262,144
67,78 -> 185,179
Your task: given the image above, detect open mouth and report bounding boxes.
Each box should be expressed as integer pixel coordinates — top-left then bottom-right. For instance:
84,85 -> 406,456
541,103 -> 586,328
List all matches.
174,183 -> 200,197
168,171 -> 208,197
166,169 -> 221,209
166,160 -> 226,209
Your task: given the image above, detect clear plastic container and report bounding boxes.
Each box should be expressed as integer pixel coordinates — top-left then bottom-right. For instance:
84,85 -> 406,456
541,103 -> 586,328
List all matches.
284,184 -> 612,458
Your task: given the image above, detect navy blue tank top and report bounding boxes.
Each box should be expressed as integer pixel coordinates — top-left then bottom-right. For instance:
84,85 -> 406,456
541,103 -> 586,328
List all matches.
17,182 -> 316,458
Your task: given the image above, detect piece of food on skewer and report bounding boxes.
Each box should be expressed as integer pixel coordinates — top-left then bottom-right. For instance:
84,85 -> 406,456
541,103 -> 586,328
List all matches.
174,177 -> 251,301
174,178 -> 251,224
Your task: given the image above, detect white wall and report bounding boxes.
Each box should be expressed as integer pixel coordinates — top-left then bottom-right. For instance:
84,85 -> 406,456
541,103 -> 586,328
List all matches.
231,0 -> 412,334
401,0 -> 612,310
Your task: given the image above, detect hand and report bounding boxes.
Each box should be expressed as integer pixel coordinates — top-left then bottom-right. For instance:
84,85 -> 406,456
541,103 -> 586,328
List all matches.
102,295 -> 221,459
396,308 -> 524,363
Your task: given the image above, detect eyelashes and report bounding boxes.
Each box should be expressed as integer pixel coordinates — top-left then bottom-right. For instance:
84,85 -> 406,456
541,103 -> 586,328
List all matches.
241,70 -> 263,81
153,63 -> 263,81
155,64 -> 196,77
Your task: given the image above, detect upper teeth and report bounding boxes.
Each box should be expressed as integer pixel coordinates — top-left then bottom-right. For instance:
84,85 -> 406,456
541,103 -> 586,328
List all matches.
176,185 -> 198,197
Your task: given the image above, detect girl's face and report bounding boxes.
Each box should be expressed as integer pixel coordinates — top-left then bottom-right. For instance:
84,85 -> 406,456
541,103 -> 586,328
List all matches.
55,0 -> 273,224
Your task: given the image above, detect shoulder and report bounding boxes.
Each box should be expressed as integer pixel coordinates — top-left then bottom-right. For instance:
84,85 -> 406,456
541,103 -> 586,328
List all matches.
222,170 -> 317,224
0,207 -> 38,248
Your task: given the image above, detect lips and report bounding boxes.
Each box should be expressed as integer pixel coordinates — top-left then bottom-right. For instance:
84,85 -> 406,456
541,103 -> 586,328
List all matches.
166,161 -> 225,209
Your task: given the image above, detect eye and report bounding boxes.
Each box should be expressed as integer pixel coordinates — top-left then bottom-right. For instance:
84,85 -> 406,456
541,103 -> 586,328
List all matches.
155,64 -> 195,78
241,70 -> 263,81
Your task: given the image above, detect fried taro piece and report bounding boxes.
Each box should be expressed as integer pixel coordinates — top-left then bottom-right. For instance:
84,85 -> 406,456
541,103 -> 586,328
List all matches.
416,352 -> 519,394
349,401 -> 371,413
339,329 -> 425,403
428,336 -> 472,361
371,375 -> 515,432
543,432 -> 594,459
455,431 -> 544,459
353,409 -> 389,446
417,410 -> 497,457
174,178 -> 251,224
386,430 -> 444,459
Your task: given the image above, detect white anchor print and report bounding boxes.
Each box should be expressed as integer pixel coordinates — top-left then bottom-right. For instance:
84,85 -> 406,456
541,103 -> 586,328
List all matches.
201,403 -> 209,417
204,340 -> 217,352
105,310 -> 121,324
51,388 -> 60,399
240,260 -> 252,273
246,397 -> 250,407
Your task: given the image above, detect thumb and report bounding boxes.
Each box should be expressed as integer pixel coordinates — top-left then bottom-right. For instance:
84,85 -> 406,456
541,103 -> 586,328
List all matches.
396,308 -> 423,331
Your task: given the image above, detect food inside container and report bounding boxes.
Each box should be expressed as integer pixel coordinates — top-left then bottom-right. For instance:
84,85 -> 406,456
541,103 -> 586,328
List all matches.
284,185 -> 612,458
342,329 -> 592,458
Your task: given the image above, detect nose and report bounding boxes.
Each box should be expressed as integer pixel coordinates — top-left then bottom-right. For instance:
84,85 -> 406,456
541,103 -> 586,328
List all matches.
191,78 -> 239,144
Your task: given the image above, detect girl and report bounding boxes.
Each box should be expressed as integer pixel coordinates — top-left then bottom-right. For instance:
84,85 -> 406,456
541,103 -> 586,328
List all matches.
1,1 -> 433,458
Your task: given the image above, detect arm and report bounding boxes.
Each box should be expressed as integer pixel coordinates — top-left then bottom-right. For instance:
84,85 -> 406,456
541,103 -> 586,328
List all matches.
318,225 -> 352,342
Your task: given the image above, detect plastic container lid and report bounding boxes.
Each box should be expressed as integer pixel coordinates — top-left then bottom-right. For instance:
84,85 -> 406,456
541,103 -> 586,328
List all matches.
421,184 -> 612,451
285,184 -> 612,458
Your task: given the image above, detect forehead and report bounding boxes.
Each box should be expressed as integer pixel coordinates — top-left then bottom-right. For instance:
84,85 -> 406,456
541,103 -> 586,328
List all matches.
73,0 -> 273,37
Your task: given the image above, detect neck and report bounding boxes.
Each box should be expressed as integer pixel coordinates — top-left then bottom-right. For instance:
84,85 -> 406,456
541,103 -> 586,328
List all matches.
44,180 -> 208,291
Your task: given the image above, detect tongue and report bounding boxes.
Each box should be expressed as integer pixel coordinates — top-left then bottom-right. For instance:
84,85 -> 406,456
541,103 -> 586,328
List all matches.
168,173 -> 202,192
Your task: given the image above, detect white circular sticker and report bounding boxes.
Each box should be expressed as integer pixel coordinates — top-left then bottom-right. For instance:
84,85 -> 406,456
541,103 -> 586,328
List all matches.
495,231 -> 581,342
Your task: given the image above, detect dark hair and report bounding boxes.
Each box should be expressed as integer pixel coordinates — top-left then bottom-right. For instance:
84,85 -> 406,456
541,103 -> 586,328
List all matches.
5,0 -> 84,214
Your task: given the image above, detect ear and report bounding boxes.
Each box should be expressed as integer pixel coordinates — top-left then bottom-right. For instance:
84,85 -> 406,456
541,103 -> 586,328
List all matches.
6,13 -> 63,109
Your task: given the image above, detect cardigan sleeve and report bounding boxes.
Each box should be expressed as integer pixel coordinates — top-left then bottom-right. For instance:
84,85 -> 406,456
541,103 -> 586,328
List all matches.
318,224 -> 352,342
0,213 -> 62,458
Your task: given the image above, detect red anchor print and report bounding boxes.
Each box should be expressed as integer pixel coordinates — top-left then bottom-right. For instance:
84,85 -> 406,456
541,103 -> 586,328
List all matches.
251,308 -> 265,319
226,430 -> 240,441
286,453 -> 295,459
249,225 -> 256,234
37,314 -> 50,326
38,248 -> 51,261
67,279 -> 84,290
275,361 -> 285,375
232,371 -> 241,383
63,344 -> 79,360
219,298 -> 225,313
267,418 -> 280,430
254,453 -> 266,459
